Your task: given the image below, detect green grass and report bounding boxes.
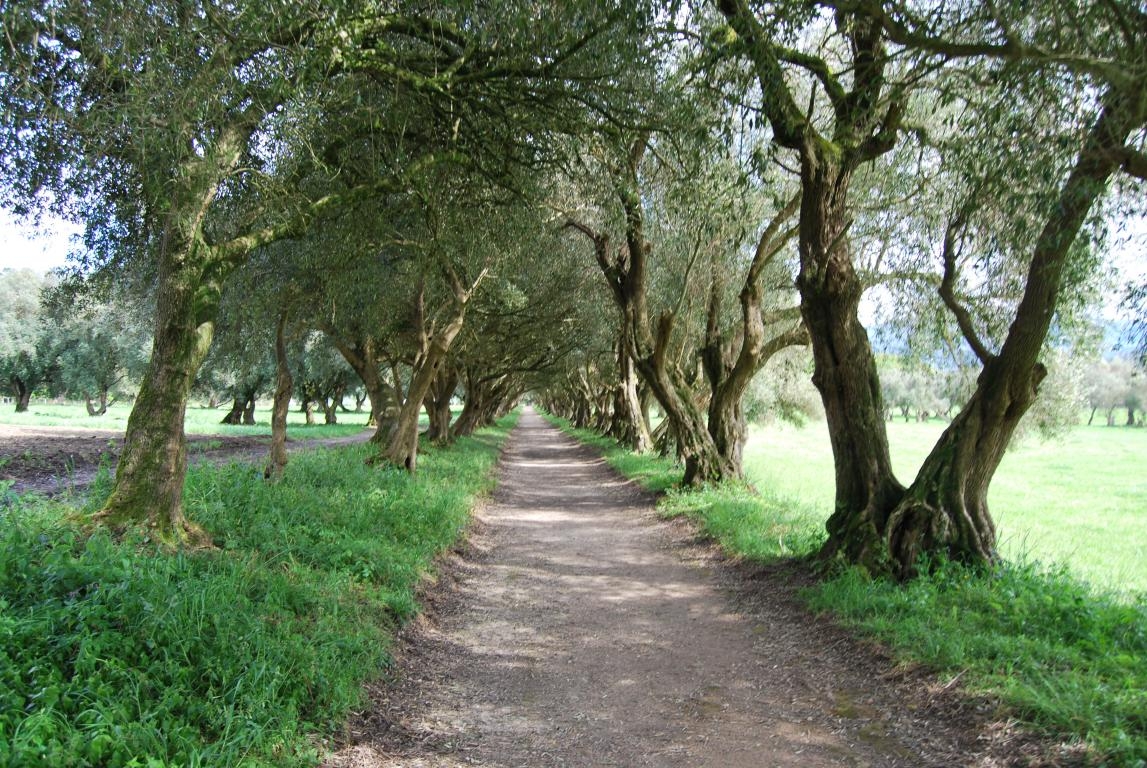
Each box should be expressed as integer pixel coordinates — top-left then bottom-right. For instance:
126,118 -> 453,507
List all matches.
808,561 -> 1147,764
0,412 -> 517,767
745,419 -> 1147,595
0,401 -> 369,439
552,413 -> 1147,765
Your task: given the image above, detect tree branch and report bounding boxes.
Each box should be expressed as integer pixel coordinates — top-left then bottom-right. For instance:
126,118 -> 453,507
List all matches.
746,192 -> 801,287
1115,145 -> 1147,180
715,0 -> 809,149
829,0 -> 1135,89
938,207 -> 995,365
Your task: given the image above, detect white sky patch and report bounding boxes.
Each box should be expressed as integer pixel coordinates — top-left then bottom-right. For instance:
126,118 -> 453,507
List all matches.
0,209 -> 80,273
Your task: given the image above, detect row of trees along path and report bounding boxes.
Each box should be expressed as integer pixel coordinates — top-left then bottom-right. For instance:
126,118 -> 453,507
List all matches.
325,409 -> 1010,768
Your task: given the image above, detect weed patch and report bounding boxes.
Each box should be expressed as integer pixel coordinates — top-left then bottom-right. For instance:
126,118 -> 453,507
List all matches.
0,413 -> 517,767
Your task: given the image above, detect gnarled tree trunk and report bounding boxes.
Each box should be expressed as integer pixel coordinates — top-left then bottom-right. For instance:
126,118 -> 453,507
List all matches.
609,340 -> 651,452
327,333 -> 393,442
96,247 -> 223,544
885,87 -> 1142,577
12,377 -> 31,413
383,267 -> 483,472
797,154 -> 905,571
425,362 -> 458,444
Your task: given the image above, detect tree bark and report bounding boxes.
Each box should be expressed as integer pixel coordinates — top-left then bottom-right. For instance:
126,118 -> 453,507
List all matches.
425,362 -> 458,444
327,333 -> 392,442
265,310 -> 292,481
702,194 -> 803,478
95,247 -> 223,544
383,270 -> 478,471
567,142 -> 731,485
609,340 -> 651,452
885,86 -> 1143,577
221,396 -> 245,424
92,120 -> 256,543
84,389 -> 114,417
798,153 -> 905,570
242,395 -> 256,425
451,368 -> 489,438
12,377 -> 31,413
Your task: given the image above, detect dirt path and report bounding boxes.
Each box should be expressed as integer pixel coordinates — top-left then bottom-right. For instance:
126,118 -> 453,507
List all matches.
326,409 -> 1029,768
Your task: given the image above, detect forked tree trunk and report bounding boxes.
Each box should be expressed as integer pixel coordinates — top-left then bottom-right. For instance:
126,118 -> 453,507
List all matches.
265,310 -> 292,481
84,389 -> 114,416
221,397 -> 244,424
885,88 -> 1139,577
242,395 -> 256,425
796,153 -> 904,572
425,363 -> 457,444
451,369 -> 491,438
384,327 -> 464,471
567,149 -> 731,485
383,269 -> 480,472
703,194 -> 803,479
633,315 -> 734,485
327,333 -> 391,441
609,342 -> 651,452
322,396 -> 338,424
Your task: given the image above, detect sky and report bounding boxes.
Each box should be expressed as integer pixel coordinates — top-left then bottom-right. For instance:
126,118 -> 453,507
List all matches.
0,209 -> 80,273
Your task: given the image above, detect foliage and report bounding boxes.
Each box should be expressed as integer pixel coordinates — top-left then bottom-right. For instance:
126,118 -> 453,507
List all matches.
808,561 -> 1147,764
0,414 -> 516,766
49,298 -> 150,409
742,347 -> 822,426
0,269 -> 57,406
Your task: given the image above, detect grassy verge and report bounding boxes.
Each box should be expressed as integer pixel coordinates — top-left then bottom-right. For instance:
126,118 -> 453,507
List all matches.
0,412 -> 518,767
543,414 -> 825,560
548,414 -> 1147,765
745,419 -> 1147,594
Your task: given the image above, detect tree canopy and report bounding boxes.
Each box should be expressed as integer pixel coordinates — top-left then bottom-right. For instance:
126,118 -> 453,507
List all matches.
2,0 -> 1143,575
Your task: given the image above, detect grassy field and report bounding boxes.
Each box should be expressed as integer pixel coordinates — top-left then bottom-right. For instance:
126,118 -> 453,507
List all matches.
0,401 -> 370,438
0,413 -> 517,767
745,419 -> 1147,596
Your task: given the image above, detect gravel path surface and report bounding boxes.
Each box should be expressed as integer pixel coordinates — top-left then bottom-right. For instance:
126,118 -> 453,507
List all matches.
324,409 -> 1039,768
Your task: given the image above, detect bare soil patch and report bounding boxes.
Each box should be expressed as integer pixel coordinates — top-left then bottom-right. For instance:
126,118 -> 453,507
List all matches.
0,423 -> 371,496
324,409 -> 1067,768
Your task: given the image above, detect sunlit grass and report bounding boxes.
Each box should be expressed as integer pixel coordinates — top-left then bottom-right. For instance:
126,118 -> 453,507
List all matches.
745,419 -> 1147,595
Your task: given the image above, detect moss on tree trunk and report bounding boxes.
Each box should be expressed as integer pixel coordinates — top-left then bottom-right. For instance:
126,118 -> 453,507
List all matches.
96,250 -> 221,546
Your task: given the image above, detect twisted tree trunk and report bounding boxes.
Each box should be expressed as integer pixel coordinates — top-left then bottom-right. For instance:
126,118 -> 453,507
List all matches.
886,87 -> 1142,577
